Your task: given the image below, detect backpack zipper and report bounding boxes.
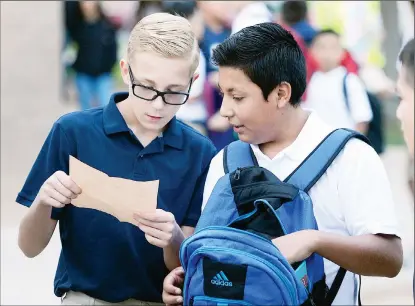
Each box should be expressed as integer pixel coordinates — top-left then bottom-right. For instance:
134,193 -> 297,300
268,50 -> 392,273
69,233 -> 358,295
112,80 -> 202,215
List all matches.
234,168 -> 241,180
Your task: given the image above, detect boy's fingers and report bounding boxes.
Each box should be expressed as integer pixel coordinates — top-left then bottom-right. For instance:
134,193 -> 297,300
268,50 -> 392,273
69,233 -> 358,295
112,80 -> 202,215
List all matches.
172,266 -> 184,273
55,171 -> 81,194
134,216 -> 170,231
134,209 -> 174,222
174,266 -> 184,275
49,178 -> 75,199
162,291 -> 182,305
137,224 -> 170,241
164,283 -> 181,294
144,234 -> 166,248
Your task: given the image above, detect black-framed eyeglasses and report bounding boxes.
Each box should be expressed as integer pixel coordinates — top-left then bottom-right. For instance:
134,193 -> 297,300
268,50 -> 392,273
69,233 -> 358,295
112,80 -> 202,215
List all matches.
128,66 -> 193,105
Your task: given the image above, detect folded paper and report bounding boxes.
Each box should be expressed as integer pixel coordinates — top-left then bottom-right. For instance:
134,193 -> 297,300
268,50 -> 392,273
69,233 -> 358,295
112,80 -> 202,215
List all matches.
69,156 -> 159,225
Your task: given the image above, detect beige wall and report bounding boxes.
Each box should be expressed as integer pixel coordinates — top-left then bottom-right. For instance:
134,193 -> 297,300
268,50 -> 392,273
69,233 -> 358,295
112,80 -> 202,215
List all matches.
1,1 -> 64,226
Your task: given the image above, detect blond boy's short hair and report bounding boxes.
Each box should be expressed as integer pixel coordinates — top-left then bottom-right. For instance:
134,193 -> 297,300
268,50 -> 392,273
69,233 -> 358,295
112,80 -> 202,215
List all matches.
127,13 -> 200,75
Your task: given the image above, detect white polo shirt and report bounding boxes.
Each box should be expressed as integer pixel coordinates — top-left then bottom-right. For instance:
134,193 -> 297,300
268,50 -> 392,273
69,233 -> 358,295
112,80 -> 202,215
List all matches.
201,111 -> 400,305
304,67 -> 373,130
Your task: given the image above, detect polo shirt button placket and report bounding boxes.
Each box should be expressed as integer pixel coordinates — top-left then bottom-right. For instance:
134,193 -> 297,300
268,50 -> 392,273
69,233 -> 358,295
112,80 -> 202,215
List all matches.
133,153 -> 146,180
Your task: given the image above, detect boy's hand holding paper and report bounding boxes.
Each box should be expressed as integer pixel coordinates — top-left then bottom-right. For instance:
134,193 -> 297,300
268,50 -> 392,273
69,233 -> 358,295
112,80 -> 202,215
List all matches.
133,209 -> 183,248
37,171 -> 82,209
69,156 -> 159,226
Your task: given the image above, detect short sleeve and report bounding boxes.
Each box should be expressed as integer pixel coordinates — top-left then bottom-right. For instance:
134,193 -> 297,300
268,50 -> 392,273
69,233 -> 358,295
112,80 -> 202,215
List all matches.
337,140 -> 401,237
16,120 -> 74,220
201,149 -> 225,212
182,144 -> 217,227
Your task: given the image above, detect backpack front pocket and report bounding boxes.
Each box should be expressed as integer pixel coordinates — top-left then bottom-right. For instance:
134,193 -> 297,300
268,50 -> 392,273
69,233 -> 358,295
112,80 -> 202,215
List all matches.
183,246 -> 298,306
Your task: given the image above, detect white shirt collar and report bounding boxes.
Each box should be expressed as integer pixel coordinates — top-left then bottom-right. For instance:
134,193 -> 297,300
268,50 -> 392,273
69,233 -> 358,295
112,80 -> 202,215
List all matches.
250,111 -> 333,162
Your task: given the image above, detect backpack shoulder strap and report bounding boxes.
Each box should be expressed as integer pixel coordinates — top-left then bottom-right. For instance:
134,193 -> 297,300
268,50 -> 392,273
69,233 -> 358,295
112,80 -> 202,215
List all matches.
223,140 -> 259,174
284,128 -> 369,192
342,72 -> 350,111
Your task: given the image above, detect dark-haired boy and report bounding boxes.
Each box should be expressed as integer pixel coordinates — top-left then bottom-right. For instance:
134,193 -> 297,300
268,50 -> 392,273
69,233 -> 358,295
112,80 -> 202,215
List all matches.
163,23 -> 403,306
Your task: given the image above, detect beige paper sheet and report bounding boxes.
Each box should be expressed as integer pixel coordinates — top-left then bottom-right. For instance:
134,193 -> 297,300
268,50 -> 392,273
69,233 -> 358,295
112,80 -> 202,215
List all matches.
69,156 -> 159,225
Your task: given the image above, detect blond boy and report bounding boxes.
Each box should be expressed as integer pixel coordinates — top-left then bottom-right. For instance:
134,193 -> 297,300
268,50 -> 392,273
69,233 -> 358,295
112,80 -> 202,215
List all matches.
16,13 -> 216,305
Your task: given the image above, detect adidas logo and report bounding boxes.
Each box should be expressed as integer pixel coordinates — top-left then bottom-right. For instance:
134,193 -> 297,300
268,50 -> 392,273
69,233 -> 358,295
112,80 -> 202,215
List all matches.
211,271 -> 233,287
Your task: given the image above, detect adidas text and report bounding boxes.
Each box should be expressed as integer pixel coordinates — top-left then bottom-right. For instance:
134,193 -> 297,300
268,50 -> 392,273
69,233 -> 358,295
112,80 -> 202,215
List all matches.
211,279 -> 233,287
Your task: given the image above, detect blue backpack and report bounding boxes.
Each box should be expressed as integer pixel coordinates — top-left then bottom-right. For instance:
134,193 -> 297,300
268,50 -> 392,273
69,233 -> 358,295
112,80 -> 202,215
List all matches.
180,128 -> 368,306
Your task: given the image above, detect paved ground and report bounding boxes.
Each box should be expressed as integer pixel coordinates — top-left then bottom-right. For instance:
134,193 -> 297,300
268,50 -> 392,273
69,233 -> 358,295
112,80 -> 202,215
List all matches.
1,2 -> 414,305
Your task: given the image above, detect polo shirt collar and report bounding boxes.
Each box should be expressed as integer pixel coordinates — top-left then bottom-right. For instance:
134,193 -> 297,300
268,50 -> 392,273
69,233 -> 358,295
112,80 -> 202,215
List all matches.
103,92 -> 184,150
162,117 -> 184,150
103,92 -> 130,135
280,111 -> 327,161
251,111 -> 328,162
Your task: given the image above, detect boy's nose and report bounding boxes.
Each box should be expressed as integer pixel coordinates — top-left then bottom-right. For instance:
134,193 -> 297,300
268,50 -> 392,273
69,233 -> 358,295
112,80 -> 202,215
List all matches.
152,96 -> 165,110
220,97 -> 234,119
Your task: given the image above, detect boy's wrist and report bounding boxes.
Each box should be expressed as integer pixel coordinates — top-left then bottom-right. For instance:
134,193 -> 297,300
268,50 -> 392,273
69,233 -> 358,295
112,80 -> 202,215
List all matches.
170,222 -> 185,248
308,229 -> 322,254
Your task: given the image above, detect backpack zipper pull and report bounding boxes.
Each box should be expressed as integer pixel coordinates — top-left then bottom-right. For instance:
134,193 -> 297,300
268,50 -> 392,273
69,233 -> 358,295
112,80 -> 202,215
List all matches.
234,168 -> 241,180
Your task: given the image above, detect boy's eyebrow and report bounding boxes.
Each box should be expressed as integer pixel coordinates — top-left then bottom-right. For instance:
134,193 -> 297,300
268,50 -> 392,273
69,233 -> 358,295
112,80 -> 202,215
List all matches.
167,84 -> 187,90
136,78 -> 187,90
217,84 -> 235,93
137,78 -> 156,86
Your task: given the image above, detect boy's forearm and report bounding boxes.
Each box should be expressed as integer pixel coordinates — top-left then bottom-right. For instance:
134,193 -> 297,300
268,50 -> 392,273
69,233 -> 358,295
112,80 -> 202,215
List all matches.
164,245 -> 181,271
163,231 -> 185,271
18,197 -> 57,258
163,226 -> 194,271
313,230 -> 403,277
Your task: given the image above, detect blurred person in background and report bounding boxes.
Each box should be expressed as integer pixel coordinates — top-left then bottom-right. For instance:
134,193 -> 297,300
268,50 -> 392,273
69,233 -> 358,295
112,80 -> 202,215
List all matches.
135,1 -> 163,23
228,1 -> 272,35
281,1 -> 359,83
163,1 -> 209,135
305,30 -> 373,135
66,1 -> 118,110
197,1 -> 233,150
395,37 -> 415,300
305,1 -> 395,101
276,2 -> 313,99
280,0 -> 317,47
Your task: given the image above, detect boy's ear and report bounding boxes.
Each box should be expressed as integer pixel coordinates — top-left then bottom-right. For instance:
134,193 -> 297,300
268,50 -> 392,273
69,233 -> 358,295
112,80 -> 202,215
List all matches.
269,82 -> 292,108
119,59 -> 130,86
277,82 -> 292,108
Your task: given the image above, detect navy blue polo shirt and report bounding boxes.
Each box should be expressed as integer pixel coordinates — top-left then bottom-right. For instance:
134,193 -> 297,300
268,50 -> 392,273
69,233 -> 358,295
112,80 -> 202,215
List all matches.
16,92 -> 217,303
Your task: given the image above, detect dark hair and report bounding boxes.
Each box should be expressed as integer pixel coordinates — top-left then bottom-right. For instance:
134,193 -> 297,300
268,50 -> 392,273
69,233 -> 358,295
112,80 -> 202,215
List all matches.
65,1 -> 109,29
281,0 -> 308,25
212,22 -> 306,105
162,1 -> 196,19
399,38 -> 415,85
311,29 -> 340,43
